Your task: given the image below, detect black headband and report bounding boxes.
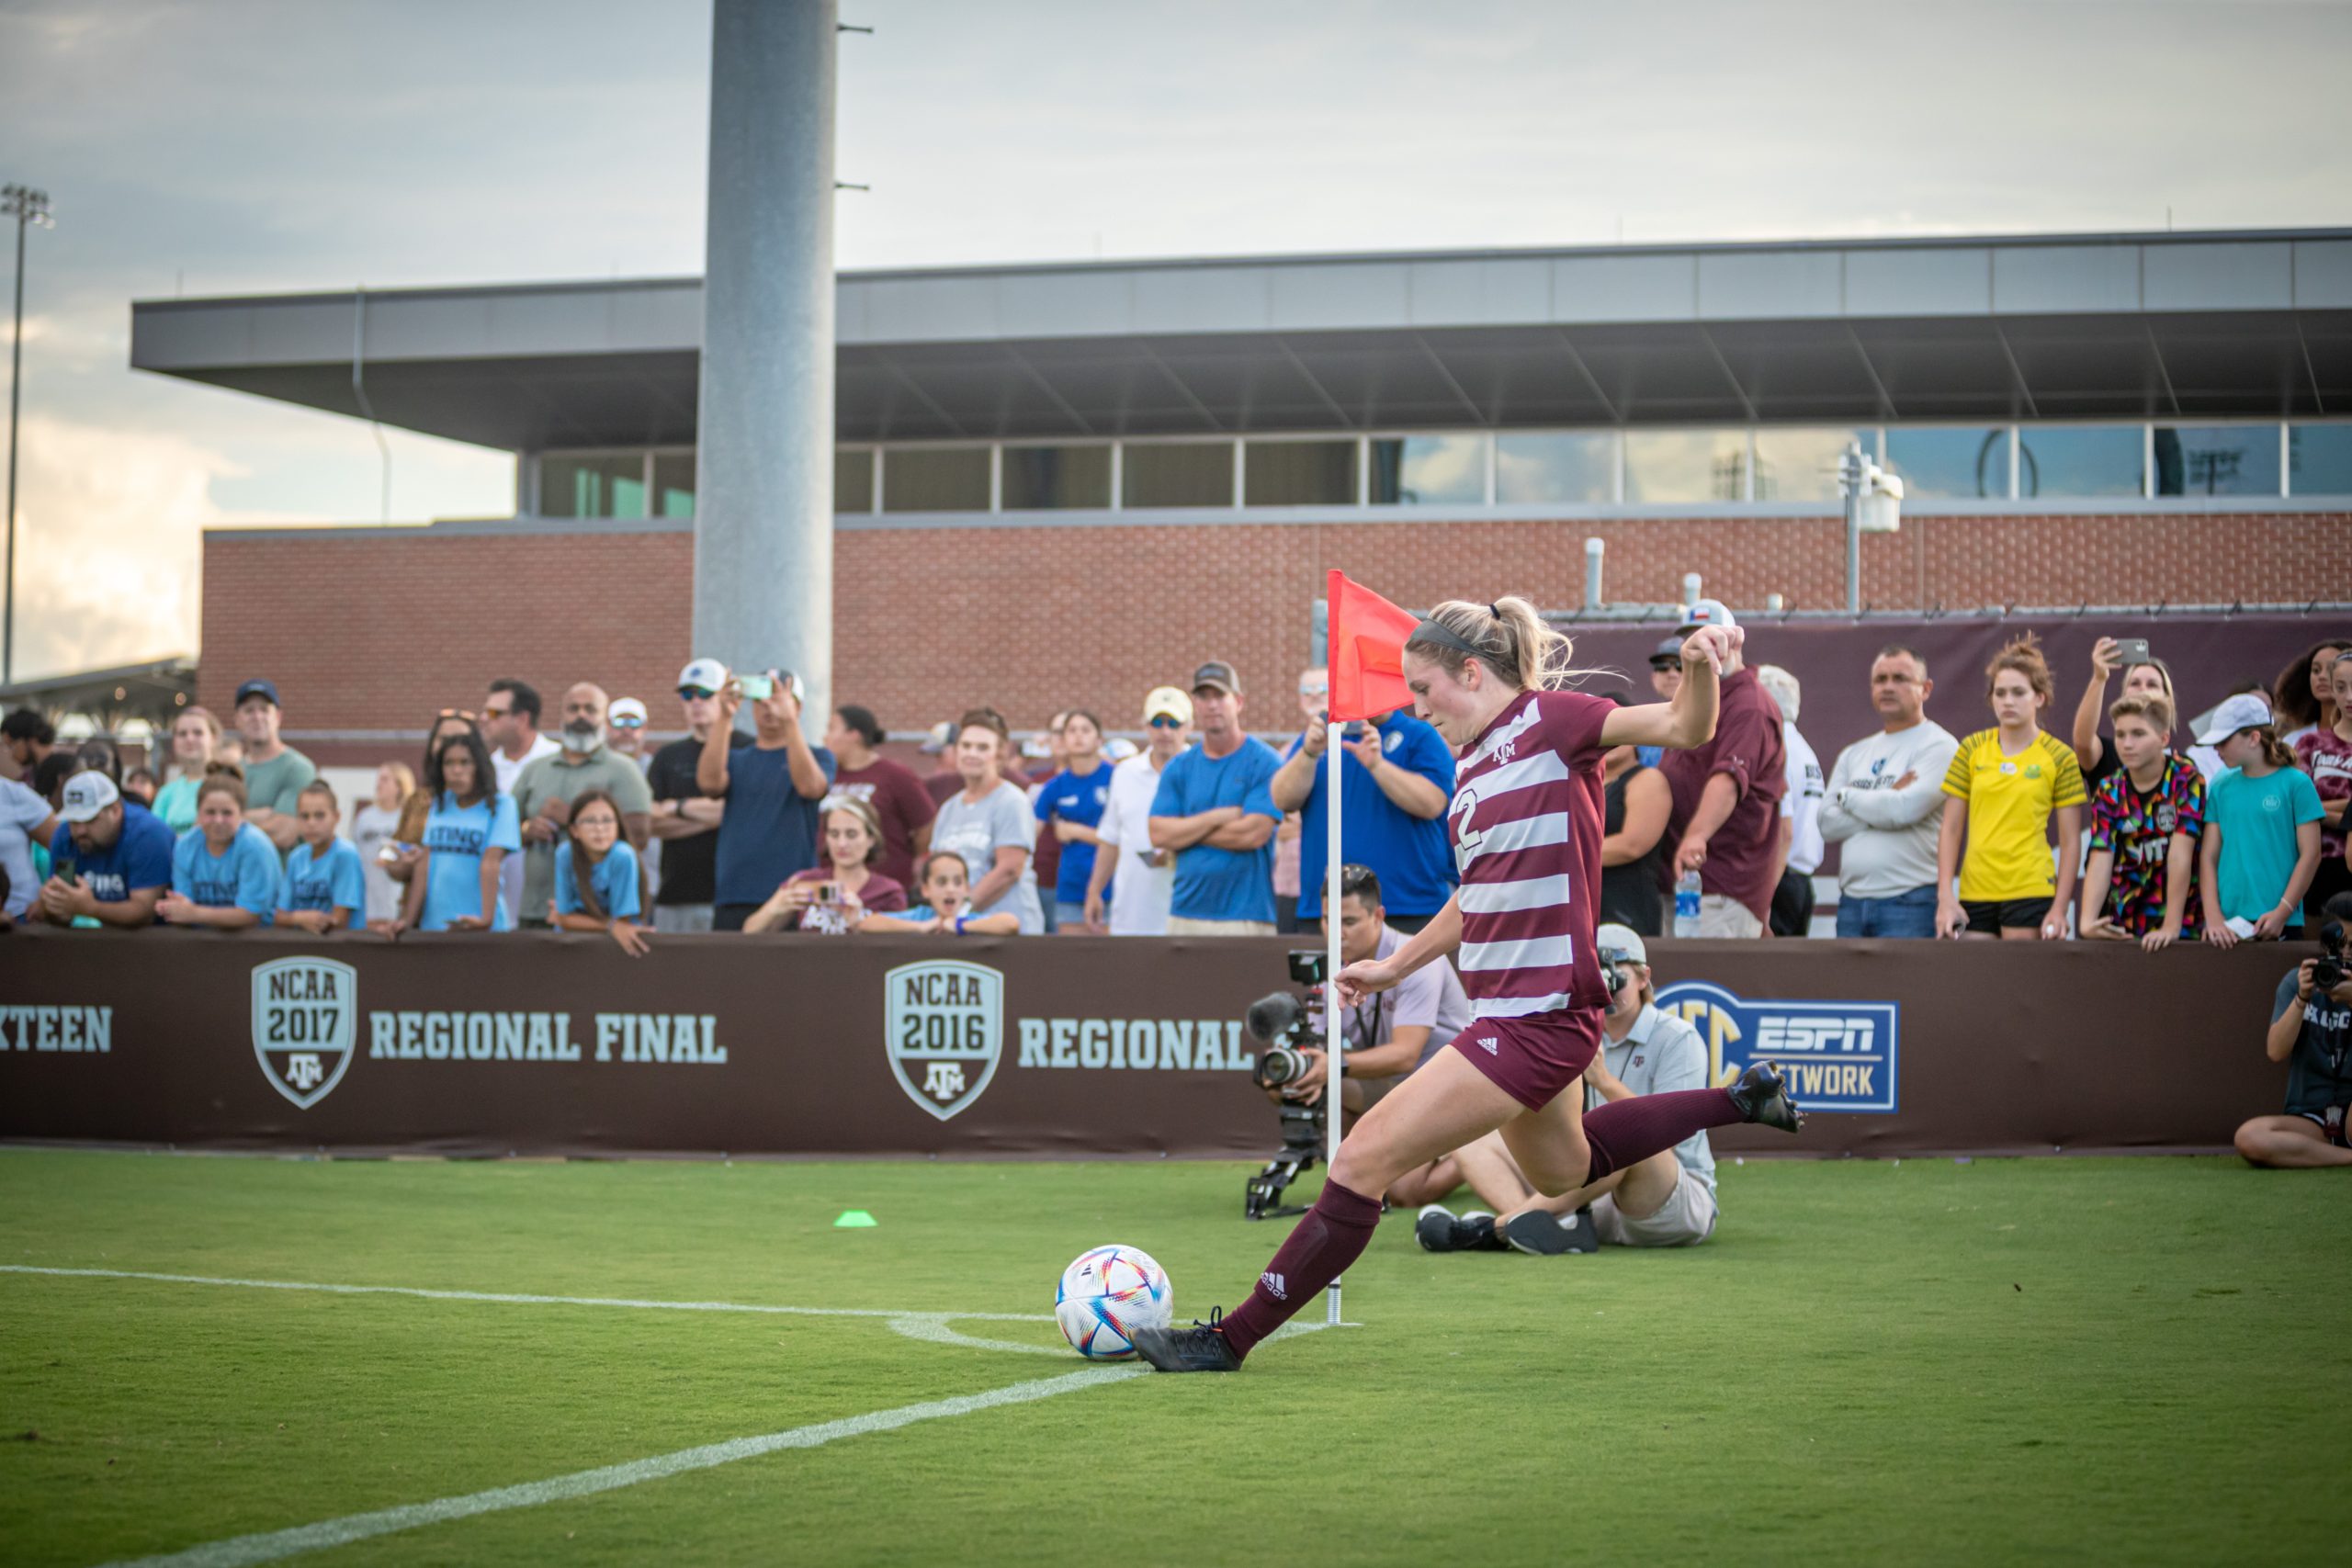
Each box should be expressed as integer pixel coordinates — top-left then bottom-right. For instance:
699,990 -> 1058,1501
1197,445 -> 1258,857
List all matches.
1408,618 -> 1487,659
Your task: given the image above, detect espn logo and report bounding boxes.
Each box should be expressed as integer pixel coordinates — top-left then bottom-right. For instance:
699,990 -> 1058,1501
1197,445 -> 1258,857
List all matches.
1653,980 -> 1900,1114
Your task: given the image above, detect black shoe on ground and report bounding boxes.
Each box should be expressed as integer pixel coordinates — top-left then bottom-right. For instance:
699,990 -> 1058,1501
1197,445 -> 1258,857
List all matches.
1130,1307 -> 1243,1373
1503,1205 -> 1601,1257
1728,1060 -> 1806,1133
1453,1210 -> 1507,1251
1415,1204 -> 1459,1252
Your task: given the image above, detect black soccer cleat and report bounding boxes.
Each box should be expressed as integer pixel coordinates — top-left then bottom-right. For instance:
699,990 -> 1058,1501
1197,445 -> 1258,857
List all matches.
1728,1060 -> 1806,1134
1503,1204 -> 1601,1257
1414,1205 -> 1504,1252
1130,1307 -> 1244,1373
1415,1204 -> 1459,1252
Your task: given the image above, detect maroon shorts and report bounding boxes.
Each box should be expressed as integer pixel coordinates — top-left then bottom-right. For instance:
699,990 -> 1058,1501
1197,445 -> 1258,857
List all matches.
1442,1010 -> 1604,1111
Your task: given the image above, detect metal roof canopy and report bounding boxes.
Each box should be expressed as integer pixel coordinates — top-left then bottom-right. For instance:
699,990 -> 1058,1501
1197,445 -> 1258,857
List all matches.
130,230 -> 2352,449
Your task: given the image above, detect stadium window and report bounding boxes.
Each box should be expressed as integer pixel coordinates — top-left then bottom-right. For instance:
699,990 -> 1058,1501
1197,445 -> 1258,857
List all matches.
2153,425 -> 2281,497
836,448 -> 875,513
1623,429 -> 1747,503
1754,427 -> 1879,502
2018,424 -> 2143,499
1367,434 -> 1486,506
651,452 -> 695,518
1885,427 -> 2011,500
1001,445 -> 1113,510
1244,439 -> 1360,506
2287,423 -> 2352,496
881,446 -> 990,513
540,453 -> 648,519
1120,442 -> 1234,508
1495,432 -> 1617,504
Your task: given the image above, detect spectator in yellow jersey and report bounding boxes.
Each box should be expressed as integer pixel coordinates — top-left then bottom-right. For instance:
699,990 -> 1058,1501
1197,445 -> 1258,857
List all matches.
1936,634 -> 2086,941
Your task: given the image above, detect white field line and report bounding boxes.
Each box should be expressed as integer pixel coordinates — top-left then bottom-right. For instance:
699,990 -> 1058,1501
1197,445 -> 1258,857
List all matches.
99,1366 -> 1148,1568
0,1264 -> 1049,1323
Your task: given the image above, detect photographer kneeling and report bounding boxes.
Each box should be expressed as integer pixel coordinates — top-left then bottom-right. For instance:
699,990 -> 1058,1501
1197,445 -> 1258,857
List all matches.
1257,863 -> 1469,1205
1418,923 -> 1718,1254
2230,891 -> 2352,1168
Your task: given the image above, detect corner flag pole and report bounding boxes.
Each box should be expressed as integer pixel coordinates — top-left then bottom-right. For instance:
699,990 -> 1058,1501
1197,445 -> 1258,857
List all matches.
1324,716 -> 1344,1327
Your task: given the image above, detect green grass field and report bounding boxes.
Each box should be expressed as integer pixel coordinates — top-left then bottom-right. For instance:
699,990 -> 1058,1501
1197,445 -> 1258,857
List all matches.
2,1146 -> 2346,1567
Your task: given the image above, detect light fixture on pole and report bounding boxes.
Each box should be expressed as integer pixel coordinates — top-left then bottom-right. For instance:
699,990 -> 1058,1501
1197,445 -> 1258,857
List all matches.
1838,441 -> 1905,615
3,182 -> 55,688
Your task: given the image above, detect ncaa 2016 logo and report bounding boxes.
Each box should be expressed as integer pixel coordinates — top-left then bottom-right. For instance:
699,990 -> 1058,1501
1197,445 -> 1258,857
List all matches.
252,957 -> 358,1109
884,959 -> 1003,1121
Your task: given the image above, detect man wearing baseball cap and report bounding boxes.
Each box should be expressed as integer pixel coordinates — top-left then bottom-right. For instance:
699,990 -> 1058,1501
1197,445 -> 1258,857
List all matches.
1148,661 -> 1283,934
231,677 -> 317,856
645,657 -> 748,932
1656,600 -> 1786,937
1087,685 -> 1194,935
1418,922 -> 1721,1256
606,698 -> 650,766
37,771 -> 176,929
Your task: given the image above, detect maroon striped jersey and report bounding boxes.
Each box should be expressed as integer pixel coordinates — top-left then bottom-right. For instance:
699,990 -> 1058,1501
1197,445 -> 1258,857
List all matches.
1446,688 -> 1614,1019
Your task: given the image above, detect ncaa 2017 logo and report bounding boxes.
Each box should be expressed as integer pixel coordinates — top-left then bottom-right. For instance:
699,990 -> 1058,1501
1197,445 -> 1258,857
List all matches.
252,957 -> 358,1110
883,959 -> 1003,1121
1652,979 -> 1898,1114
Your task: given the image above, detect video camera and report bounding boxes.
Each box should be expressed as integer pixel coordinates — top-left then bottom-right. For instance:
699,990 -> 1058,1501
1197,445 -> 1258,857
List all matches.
1241,951 -> 1330,1220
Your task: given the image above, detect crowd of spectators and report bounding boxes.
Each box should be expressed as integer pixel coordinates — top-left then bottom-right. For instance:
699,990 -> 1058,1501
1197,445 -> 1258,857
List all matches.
3,625 -> 2347,958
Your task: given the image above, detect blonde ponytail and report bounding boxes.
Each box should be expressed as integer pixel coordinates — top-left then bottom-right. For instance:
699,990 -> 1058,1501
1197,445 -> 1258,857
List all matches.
1408,594 -> 1602,693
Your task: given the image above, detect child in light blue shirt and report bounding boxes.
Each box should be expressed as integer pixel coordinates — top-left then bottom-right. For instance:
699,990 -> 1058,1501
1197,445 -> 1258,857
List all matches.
550,789 -> 649,955
277,780 -> 368,931
159,773 -> 280,930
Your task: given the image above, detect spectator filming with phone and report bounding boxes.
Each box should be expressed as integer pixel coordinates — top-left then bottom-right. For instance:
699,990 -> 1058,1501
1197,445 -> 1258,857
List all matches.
700,668 -> 837,932
745,795 -> 907,934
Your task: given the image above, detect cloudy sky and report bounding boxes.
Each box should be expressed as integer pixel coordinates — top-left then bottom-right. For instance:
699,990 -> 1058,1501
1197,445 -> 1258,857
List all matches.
2,0 -> 2347,679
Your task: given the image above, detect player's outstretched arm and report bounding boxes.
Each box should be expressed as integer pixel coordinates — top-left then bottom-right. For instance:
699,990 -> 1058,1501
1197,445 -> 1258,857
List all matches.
1599,625 -> 1736,751
1335,892 -> 1461,1003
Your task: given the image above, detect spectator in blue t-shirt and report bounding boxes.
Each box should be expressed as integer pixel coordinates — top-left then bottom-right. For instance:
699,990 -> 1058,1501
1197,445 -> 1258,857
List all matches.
700,668 -> 836,931
277,780 -> 368,932
402,728 -> 523,933
552,789 -> 650,957
1148,660 -> 1283,934
158,771 -> 281,931
1034,710 -> 1118,931
39,771 -> 175,929
1271,702 -> 1456,934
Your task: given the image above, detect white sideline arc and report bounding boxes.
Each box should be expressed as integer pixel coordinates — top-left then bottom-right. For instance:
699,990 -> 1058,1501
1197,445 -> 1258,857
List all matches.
100,1367 -> 1147,1568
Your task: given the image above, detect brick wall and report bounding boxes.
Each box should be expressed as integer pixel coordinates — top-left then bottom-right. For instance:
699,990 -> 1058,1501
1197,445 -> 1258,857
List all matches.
200,509 -> 2350,744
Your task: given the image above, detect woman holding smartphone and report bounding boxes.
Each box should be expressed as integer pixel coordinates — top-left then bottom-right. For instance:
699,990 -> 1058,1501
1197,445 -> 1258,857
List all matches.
745,795 -> 908,933
2069,636 -> 2179,791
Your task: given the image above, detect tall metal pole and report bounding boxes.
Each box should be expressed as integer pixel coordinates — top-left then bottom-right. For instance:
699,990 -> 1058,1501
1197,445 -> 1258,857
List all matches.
1840,443 -> 1864,616
4,196 -> 32,686
692,0 -> 837,721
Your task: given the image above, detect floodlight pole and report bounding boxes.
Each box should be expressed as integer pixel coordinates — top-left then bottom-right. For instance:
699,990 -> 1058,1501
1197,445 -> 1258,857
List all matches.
1839,442 -> 1865,617
3,183 -> 54,687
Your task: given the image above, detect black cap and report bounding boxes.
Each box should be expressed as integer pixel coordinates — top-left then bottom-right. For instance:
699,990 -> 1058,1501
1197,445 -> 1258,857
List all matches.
234,678 -> 281,707
1647,636 -> 1684,671
1192,660 -> 1241,696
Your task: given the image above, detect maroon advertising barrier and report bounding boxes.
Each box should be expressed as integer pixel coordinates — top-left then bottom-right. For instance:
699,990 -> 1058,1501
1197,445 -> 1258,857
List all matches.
0,927 -> 2312,1161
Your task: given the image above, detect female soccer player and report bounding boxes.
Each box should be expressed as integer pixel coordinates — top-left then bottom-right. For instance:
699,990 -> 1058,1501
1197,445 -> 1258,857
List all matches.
1132,596 -> 1804,1373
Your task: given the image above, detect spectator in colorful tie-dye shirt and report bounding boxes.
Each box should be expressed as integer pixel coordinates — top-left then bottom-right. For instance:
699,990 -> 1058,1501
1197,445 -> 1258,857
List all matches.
2081,693 -> 2205,951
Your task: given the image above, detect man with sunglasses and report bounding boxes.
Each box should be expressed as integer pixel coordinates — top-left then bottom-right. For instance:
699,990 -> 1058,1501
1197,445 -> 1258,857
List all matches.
1085,686 -> 1193,935
647,658 -> 747,933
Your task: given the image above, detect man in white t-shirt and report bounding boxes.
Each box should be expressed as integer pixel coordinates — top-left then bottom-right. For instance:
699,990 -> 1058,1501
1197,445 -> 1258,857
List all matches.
483,678 -> 560,925
1086,685 -> 1193,935
1818,645 -> 1961,938
1758,664 -> 1826,937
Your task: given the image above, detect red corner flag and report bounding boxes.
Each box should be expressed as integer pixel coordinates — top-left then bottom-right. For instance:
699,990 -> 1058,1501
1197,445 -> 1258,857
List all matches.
1326,570 -> 1419,722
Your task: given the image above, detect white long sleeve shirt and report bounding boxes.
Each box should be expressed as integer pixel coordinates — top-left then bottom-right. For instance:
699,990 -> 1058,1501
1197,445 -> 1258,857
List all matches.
1817,719 -> 1960,899
1778,721 -> 1826,876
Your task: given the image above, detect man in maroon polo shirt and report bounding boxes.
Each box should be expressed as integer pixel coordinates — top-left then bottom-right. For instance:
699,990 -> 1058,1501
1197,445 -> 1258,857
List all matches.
1658,600 -> 1787,938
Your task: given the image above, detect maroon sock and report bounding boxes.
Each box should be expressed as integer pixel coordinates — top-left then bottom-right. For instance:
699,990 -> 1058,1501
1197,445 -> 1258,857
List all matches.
1581,1089 -> 1743,1186
1218,1179 -> 1382,1360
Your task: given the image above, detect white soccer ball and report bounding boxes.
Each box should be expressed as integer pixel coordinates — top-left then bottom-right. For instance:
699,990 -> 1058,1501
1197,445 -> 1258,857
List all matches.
1053,1245 -> 1172,1359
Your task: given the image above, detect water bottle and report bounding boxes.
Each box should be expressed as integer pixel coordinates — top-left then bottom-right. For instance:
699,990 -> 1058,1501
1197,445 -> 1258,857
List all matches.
1673,869 -> 1702,938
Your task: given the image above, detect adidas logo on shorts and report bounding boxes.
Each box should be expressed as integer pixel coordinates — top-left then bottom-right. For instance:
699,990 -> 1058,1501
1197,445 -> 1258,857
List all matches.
1477,1036 -> 1499,1055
